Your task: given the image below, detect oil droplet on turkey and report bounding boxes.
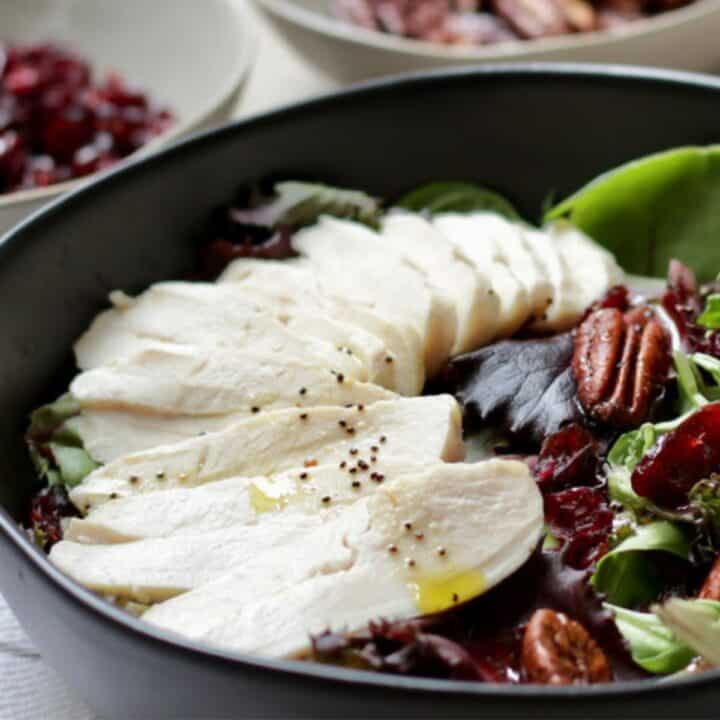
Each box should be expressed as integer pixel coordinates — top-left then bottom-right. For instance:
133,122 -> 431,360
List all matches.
408,569 -> 487,614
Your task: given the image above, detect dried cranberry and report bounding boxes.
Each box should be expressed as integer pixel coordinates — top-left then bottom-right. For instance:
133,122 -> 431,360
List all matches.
544,487 -> 613,570
661,260 -> 720,358
41,103 -> 94,159
28,485 -> 79,550
632,402 -> 720,507
0,130 -> 26,190
4,64 -> 41,95
534,424 -> 599,492
0,41 -> 173,192
582,284 -> 630,319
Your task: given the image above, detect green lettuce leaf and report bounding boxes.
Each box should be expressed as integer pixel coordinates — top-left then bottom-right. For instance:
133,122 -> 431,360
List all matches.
655,598 -> 720,667
27,394 -> 98,489
545,146 -> 720,281
396,181 -> 522,220
274,181 -> 382,229
608,604 -> 695,675
698,294 -> 720,330
607,423 -> 657,474
591,521 -> 691,607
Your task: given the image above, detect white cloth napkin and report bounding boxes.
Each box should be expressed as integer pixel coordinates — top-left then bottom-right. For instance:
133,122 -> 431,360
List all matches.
0,593 -> 96,720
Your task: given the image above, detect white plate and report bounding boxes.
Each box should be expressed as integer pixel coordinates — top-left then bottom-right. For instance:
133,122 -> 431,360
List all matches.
0,0 -> 255,234
256,0 -> 720,81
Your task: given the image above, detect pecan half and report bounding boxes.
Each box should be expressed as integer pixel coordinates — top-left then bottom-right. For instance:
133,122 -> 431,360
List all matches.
521,609 -> 612,685
491,0 -> 569,38
699,555 -> 720,600
572,306 -> 670,429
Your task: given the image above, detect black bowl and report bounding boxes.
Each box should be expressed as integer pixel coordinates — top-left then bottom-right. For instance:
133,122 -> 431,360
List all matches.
2,65 -> 720,719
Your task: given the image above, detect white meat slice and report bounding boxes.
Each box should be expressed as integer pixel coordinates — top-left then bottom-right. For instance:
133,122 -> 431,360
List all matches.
65,458 -> 429,543
432,214 -> 532,338
69,395 -> 465,510
139,460 -> 543,656
380,212 -> 499,353
219,259 -> 425,395
525,222 -> 623,332
291,217 -> 457,377
219,258 -> 425,395
74,283 -> 381,383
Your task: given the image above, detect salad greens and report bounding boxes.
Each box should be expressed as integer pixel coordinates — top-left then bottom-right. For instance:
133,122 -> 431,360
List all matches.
592,522 -> 692,608
546,146 -> 720,281
698,294 -> 720,330
608,604 -> 696,675
27,393 -> 97,489
396,181 -> 522,220
232,181 -> 383,230
655,598 -> 720,667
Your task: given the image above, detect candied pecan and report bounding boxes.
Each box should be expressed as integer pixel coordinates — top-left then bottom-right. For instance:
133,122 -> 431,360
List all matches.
522,609 -> 612,685
556,0 -> 597,31
699,555 -> 720,600
572,305 -> 670,429
491,0 -> 569,38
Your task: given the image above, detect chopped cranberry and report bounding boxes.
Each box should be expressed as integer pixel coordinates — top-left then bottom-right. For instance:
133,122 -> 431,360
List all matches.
28,485 -> 79,550
4,64 -> 41,95
533,424 -> 599,492
25,155 -> 56,187
632,402 -> 720,507
41,103 -> 95,159
0,130 -> 26,190
582,284 -> 630,319
0,41 -> 173,193
544,487 -> 613,570
661,260 -> 720,358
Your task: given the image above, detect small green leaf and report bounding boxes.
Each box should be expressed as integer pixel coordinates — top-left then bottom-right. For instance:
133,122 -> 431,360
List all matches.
607,467 -> 647,512
545,146 -> 720,281
27,393 -> 81,439
396,181 -> 522,221
27,394 -> 98,489
655,598 -> 720,667
608,604 -> 695,674
674,350 -> 708,414
693,352 -> 720,385
698,294 -> 720,330
607,423 -> 657,473
48,443 -> 99,488
591,521 -> 691,607
274,181 -> 382,229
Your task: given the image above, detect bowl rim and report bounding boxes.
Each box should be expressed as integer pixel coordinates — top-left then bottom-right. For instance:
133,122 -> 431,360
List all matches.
255,0 -> 720,61
3,62 -> 720,700
0,0 -> 256,210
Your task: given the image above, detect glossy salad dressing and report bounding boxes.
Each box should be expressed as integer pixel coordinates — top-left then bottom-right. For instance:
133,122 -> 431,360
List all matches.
409,568 -> 487,615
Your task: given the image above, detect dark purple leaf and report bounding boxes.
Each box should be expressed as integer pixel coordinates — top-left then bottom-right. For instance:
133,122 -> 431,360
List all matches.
444,332 -> 583,444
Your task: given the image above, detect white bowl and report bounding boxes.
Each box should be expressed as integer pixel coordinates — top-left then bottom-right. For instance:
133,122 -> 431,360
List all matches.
256,0 -> 720,82
0,0 -> 255,235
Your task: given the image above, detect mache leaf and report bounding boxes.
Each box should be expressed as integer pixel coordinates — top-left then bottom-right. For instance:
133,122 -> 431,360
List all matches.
396,181 -> 522,221
591,521 -> 692,608
545,146 -> 720,281
608,604 -> 695,675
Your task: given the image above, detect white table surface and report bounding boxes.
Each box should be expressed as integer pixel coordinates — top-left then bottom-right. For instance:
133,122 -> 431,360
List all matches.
0,5 -> 338,719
